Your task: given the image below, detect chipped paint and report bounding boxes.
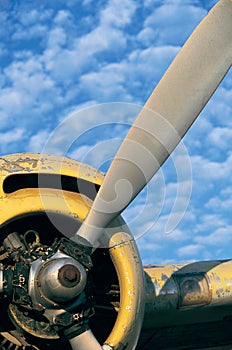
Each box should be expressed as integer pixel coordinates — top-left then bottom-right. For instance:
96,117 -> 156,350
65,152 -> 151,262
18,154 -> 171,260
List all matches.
0,153 -> 104,224
174,273 -> 211,308
144,259 -> 232,326
0,153 -> 104,192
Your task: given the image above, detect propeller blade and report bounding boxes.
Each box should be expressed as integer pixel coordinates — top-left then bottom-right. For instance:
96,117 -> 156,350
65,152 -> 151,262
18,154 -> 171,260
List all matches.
76,0 -> 232,247
69,329 -> 102,350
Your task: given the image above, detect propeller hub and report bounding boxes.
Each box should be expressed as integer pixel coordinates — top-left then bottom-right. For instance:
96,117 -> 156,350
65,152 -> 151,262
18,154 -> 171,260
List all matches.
37,258 -> 86,304
29,252 -> 88,307
58,264 -> 81,288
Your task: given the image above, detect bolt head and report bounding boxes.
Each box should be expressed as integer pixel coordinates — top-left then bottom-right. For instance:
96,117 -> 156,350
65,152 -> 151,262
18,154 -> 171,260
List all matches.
58,264 -> 81,288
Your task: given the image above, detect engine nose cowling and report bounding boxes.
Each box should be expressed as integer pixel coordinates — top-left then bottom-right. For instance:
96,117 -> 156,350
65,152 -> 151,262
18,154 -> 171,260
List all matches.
0,153 -> 145,350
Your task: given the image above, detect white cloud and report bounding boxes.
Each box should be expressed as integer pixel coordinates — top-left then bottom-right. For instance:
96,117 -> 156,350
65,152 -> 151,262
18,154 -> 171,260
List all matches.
140,4 -> 207,46
183,114 -> 214,153
205,85 -> 232,128
137,27 -> 156,47
0,47 -> 7,59
195,226 -> 232,246
79,64 -> 130,101
191,154 -> 232,181
0,56 -> 61,132
28,130 -> 51,153
12,8 -> 53,41
12,24 -> 48,41
143,0 -> 162,8
0,0 -> 231,266
0,89 -> 26,116
69,138 -> 122,169
205,192 -> 232,217
128,45 -> 179,79
0,111 -> 9,129
17,8 -> 53,27
178,244 -> 203,257
0,128 -> 24,143
53,10 -> 72,25
42,102 -> 141,155
41,1 -> 136,87
47,27 -> 67,48
194,214 -> 225,233
137,241 -> 161,252
78,45 -> 179,103
0,128 -> 25,155
78,26 -> 127,56
100,0 -> 137,28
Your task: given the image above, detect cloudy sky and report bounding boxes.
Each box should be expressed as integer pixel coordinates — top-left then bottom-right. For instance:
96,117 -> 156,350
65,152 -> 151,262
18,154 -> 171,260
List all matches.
0,0 -> 231,264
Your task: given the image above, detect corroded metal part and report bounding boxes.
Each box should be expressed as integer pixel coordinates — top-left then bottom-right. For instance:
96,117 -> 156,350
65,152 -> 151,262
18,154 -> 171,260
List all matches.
3,232 -> 26,251
8,303 -> 59,339
58,264 -> 81,288
33,253 -> 87,305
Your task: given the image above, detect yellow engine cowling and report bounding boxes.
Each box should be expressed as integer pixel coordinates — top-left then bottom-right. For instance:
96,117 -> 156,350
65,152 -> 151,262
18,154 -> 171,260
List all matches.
0,153 -> 145,350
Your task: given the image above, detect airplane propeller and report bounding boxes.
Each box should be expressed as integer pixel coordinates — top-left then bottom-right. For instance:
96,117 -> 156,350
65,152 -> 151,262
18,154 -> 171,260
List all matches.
76,0 -> 232,247
70,0 -> 232,349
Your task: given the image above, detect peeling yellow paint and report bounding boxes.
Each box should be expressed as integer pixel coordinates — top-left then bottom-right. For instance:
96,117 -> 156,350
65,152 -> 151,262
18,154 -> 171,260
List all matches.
144,259 -> 232,320
0,153 -> 104,225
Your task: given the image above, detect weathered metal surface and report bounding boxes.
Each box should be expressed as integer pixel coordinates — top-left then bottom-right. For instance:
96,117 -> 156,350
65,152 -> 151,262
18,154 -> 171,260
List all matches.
139,260 -> 232,349
143,259 -> 232,329
143,264 -> 181,313
58,264 -> 81,288
174,272 -> 211,308
8,303 -> 59,339
0,153 -> 104,226
207,261 -> 232,305
0,153 -> 104,188
102,232 -> 145,350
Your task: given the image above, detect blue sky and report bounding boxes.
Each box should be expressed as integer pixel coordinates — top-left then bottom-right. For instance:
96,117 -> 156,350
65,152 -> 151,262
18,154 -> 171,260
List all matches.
0,0 -> 232,264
